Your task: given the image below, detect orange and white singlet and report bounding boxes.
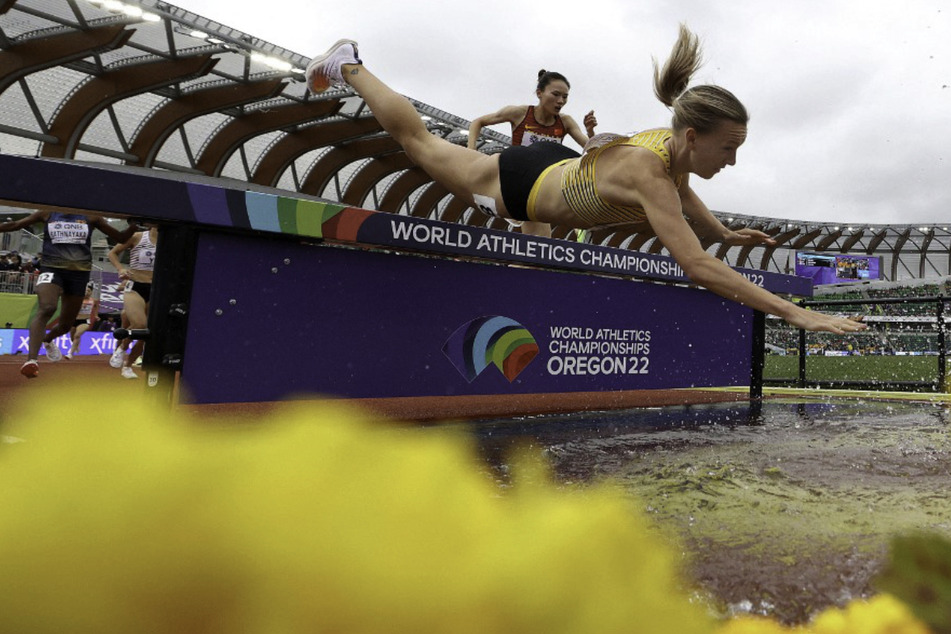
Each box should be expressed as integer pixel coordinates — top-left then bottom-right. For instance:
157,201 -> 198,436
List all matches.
511,106 -> 567,146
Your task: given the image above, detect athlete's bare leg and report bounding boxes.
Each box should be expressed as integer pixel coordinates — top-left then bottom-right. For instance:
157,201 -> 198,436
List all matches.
340,64 -> 507,215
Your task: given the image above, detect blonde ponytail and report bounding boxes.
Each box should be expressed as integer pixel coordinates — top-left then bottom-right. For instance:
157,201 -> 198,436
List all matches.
652,23 -> 702,108
653,24 -> 749,133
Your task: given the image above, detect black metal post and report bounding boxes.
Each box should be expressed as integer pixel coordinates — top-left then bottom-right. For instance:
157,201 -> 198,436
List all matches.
750,310 -> 765,400
798,327 -> 807,389
937,298 -> 947,392
142,224 -> 198,407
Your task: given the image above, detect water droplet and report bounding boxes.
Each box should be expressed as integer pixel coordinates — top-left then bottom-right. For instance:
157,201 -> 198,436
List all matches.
229,299 -> 237,306
271,267 -> 279,273
214,309 -> 223,316
283,258 -> 291,265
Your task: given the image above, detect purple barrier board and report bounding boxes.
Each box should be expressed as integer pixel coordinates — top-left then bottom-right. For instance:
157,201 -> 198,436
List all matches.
181,232 -> 753,404
0,154 -> 811,296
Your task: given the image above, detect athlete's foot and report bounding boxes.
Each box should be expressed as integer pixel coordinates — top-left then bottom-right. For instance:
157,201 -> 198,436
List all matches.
120,366 -> 138,380
20,360 -> 39,379
109,346 -> 126,369
305,39 -> 361,94
45,341 -> 63,362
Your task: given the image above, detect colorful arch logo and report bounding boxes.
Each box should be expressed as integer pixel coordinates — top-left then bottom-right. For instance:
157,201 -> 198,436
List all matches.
442,316 -> 539,383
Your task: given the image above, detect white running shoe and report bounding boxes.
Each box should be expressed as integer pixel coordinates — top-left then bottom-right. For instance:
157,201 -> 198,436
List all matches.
109,347 -> 126,368
120,366 -> 138,380
20,360 -> 39,379
305,39 -> 361,94
45,341 -> 63,362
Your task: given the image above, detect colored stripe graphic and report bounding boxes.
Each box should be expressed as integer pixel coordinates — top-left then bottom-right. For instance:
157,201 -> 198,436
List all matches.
186,183 -> 233,226
442,316 -> 539,383
245,192 -> 281,232
185,189 -> 351,240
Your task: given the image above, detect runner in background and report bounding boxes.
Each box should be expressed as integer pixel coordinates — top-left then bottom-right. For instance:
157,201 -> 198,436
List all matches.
468,70 -> 597,238
0,211 -> 138,379
107,224 -> 157,380
467,69 -> 596,150
109,310 -> 132,369
65,281 -> 99,359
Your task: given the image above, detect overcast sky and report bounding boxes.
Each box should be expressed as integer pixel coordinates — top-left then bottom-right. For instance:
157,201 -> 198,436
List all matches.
181,0 -> 949,226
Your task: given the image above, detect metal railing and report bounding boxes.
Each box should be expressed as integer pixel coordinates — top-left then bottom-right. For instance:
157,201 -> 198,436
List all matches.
0,270 -> 36,294
780,296 -> 949,392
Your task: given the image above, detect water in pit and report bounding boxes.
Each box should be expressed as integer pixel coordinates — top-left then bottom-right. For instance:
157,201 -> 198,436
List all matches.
467,398 -> 951,624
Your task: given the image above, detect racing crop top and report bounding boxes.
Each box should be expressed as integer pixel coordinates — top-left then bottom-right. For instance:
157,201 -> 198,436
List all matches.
129,230 -> 157,271
560,129 -> 684,227
511,106 -> 566,146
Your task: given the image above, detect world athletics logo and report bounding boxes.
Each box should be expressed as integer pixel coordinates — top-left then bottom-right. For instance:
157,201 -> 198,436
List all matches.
442,316 -> 539,383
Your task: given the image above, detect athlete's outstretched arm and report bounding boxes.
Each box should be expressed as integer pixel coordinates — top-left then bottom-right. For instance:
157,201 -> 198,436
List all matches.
0,210 -> 49,233
636,168 -> 865,333
679,181 -> 775,247
467,105 -> 524,149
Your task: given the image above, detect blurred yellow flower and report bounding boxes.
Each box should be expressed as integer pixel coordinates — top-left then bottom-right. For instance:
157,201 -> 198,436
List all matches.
811,594 -> 930,634
715,594 -> 929,634
0,382 -> 712,634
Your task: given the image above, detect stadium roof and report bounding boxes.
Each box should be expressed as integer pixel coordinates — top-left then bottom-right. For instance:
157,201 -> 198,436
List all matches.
1,0 -> 949,282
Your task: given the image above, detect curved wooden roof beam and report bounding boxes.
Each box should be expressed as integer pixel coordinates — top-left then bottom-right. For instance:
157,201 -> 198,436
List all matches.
865,228 -> 889,253
378,167 -> 432,214
408,183 -> 451,219
624,226 -> 656,250
770,228 -> 802,248
840,230 -> 866,252
583,228 -> 614,246
596,229 -> 629,249
250,116 -> 382,187
727,221 -> 771,267
735,245 -> 755,267
0,24 -> 133,96
380,165 -> 433,213
299,136 -> 401,196
441,197 -> 473,225
131,78 -> 286,167
816,228 -> 844,250
790,228 -> 825,250
199,100 -> 351,178
341,153 -> 415,207
713,243 -> 732,261
461,208 -> 490,227
647,237 -> 668,255
41,54 -> 217,158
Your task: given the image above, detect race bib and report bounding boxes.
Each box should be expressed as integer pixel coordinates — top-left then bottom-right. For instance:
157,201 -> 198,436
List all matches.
138,248 -> 156,269
47,220 -> 90,244
521,131 -> 563,146
37,271 -> 55,285
472,194 -> 500,218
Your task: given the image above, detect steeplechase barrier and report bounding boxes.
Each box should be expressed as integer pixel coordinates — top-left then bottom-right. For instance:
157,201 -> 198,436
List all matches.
0,154 -> 813,419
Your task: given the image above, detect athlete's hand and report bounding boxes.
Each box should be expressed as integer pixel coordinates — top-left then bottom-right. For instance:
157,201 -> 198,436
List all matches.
785,307 -> 866,334
724,228 -> 776,247
583,110 -> 597,136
